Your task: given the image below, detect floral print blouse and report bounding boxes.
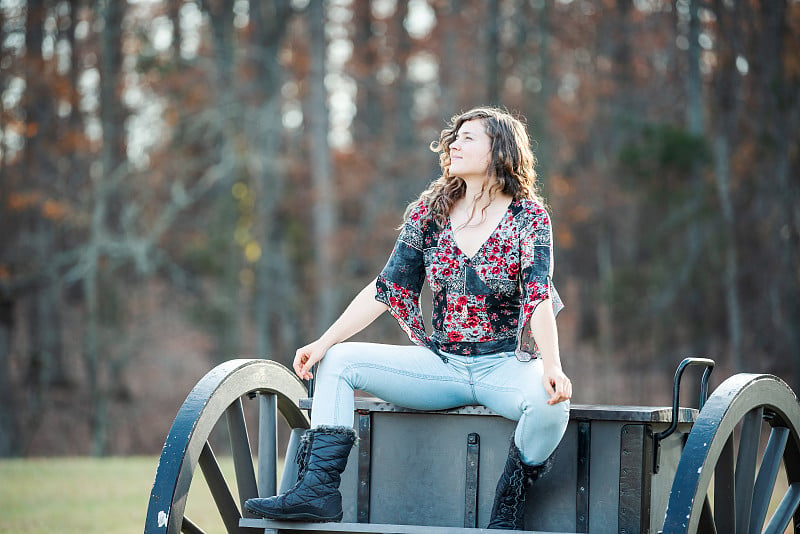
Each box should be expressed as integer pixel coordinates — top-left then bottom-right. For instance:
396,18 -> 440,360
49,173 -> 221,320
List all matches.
375,198 -> 563,361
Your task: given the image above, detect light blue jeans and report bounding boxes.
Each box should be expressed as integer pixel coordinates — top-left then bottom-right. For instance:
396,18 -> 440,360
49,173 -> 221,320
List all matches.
310,342 -> 570,465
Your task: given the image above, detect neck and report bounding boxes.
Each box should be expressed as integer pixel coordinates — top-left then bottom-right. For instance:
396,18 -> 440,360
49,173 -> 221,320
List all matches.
461,176 -> 491,208
453,178 -> 512,220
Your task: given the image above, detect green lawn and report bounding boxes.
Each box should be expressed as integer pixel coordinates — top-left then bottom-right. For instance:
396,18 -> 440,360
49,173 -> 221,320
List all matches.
0,456 -> 257,534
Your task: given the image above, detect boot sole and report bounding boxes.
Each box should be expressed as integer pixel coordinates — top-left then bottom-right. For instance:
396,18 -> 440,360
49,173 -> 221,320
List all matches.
244,506 -> 344,523
245,506 -> 343,523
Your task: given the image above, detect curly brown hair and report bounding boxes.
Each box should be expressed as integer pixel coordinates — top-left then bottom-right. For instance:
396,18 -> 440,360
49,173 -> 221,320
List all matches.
405,107 -> 543,227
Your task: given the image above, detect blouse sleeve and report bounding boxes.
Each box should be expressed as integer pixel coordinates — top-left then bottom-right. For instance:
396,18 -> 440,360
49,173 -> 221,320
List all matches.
375,205 -> 430,347
517,203 -> 564,357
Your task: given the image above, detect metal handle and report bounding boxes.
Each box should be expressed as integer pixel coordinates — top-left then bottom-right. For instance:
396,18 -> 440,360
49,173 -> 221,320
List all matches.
652,357 -> 715,472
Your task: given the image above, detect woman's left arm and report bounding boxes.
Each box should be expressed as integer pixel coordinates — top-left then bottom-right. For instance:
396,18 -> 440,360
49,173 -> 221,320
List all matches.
530,299 -> 572,405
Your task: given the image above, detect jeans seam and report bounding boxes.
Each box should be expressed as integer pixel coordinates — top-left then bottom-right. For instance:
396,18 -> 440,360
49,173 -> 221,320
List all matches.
333,362 -> 471,422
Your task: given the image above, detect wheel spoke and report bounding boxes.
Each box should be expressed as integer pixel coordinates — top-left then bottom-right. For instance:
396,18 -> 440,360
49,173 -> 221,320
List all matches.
226,397 -> 259,509
198,442 -> 241,534
749,426 -> 790,533
181,515 -> 206,534
735,407 -> 763,533
763,483 -> 800,534
257,392 -> 278,497
698,496 -> 718,534
714,434 -> 736,533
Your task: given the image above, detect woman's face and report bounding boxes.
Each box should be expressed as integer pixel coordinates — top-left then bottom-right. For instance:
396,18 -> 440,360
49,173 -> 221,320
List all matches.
448,118 -> 492,181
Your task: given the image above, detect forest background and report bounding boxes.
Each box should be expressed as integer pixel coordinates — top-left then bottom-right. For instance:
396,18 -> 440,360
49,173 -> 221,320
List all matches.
0,0 -> 798,458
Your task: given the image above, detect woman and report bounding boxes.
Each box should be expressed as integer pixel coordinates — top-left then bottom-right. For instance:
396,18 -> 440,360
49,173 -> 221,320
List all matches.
245,107 -> 572,530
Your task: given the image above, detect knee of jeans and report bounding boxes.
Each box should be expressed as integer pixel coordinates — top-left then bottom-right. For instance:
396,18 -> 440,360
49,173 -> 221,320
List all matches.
318,343 -> 360,380
517,401 -> 570,464
521,398 -> 570,429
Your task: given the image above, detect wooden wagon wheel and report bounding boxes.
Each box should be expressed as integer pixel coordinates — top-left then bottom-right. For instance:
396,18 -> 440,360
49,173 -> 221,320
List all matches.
663,373 -> 800,534
144,359 -> 310,534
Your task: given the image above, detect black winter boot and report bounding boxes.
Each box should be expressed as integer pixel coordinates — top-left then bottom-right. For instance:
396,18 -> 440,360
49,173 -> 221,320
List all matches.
487,440 -> 550,530
245,425 -> 356,522
291,430 -> 313,483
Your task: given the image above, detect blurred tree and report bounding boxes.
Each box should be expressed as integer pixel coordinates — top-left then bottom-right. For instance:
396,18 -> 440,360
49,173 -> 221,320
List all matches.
22,0 -> 66,429
709,0 -> 744,372
202,0 -> 242,366
345,0 -> 391,281
247,0 -> 295,359
485,0 -> 499,106
307,0 -> 338,334
81,0 -> 127,456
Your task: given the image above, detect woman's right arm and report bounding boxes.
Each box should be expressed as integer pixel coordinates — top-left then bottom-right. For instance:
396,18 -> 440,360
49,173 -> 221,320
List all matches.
293,279 -> 388,380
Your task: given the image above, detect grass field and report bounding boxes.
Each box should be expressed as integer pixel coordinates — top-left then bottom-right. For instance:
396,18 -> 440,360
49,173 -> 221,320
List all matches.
0,456 -> 257,534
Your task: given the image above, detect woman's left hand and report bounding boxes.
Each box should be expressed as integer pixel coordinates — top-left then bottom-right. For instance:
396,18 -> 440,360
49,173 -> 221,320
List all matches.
542,366 -> 572,405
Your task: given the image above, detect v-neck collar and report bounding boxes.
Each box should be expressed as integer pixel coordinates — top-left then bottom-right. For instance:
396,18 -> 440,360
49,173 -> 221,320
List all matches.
448,199 -> 515,260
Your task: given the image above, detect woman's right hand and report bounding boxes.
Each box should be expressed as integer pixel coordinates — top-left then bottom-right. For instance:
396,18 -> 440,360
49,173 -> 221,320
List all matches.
292,278 -> 388,381
293,339 -> 331,380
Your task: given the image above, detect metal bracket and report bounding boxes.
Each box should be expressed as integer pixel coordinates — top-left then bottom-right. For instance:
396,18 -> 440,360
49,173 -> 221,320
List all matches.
464,432 -> 480,528
620,424 -> 653,534
652,357 -> 715,473
356,411 -> 372,523
576,421 -> 591,533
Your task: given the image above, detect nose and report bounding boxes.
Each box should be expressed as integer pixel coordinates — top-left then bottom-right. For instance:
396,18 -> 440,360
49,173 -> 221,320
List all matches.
451,140 -> 461,152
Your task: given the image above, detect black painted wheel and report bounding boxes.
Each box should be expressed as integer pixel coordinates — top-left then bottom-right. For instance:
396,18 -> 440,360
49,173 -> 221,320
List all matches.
144,359 -> 310,534
663,373 -> 800,534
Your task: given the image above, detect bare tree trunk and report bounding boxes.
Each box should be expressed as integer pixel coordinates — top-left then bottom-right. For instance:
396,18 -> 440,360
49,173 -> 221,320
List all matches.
391,0 -> 420,204
351,1 -> 383,137
168,0 -> 183,63
347,1 -> 405,289
347,0 -> 386,276
307,0 -> 338,333
0,296 -> 17,456
712,137 -> 742,371
434,0 -> 458,120
0,6 -> 11,454
205,0 -> 242,363
521,0 -> 553,187
22,0 -> 56,391
589,0 -> 634,388
685,0 -> 703,136
0,4 -> 5,171
682,0 -> 707,362
28,270 -> 64,387
711,0 -> 744,372
248,0 -> 293,360
485,0 -> 500,106
88,0 -> 126,456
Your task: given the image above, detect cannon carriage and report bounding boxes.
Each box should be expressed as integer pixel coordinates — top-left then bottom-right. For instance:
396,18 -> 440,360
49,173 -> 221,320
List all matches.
145,357 -> 800,534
